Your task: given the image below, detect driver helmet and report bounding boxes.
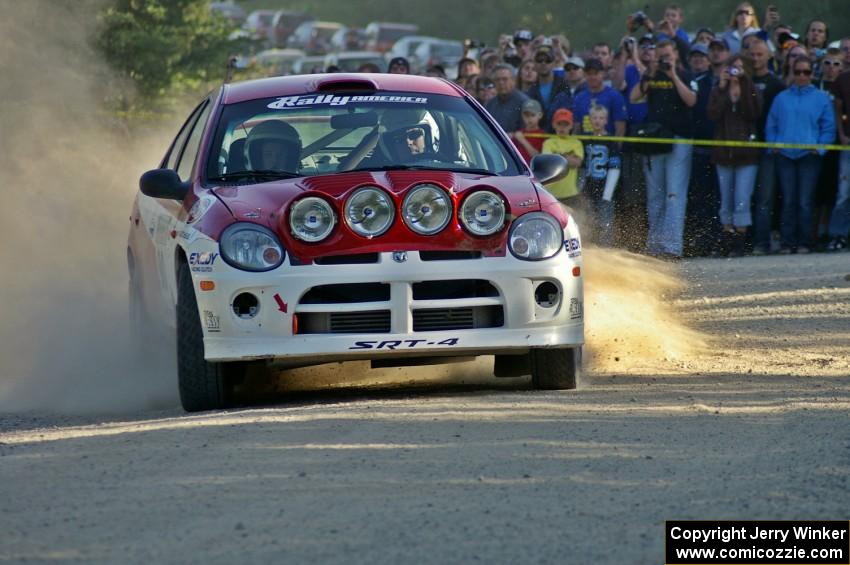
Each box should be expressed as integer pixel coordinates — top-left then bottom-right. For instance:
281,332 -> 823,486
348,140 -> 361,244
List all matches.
380,109 -> 433,161
244,120 -> 302,171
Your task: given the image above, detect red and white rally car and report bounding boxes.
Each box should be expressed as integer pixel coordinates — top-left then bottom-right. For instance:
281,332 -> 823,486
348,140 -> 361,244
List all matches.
128,73 -> 584,412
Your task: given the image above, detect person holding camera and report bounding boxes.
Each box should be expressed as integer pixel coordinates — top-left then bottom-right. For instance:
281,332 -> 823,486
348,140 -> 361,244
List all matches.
629,40 -> 697,259
707,55 -> 761,257
766,56 -> 836,254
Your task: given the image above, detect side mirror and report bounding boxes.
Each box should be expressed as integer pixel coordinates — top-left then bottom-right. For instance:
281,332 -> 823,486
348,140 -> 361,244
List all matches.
530,154 -> 569,185
139,169 -> 189,201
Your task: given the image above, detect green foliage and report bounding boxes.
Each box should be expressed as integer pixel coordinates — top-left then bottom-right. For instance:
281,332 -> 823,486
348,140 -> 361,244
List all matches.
95,0 -> 247,111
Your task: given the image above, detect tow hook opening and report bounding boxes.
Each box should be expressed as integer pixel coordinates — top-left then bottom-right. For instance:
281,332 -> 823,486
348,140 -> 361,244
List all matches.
232,292 -> 259,319
534,281 -> 560,308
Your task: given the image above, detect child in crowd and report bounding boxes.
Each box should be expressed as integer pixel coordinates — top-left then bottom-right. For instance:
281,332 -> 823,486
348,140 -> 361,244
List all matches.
582,105 -> 621,245
541,108 -> 584,210
511,99 -> 546,165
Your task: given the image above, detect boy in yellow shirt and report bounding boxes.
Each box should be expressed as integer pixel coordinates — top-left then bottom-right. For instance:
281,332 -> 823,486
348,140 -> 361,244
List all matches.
541,108 -> 584,208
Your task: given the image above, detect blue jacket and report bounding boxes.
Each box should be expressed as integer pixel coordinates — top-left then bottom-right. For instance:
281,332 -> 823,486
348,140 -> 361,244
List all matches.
765,84 -> 836,160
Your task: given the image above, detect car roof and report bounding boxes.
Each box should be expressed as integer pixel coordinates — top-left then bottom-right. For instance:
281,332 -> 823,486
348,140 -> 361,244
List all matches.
331,51 -> 384,59
222,73 -> 464,104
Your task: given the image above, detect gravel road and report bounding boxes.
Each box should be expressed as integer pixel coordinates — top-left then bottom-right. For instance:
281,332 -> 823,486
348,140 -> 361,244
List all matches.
2,253 -> 849,564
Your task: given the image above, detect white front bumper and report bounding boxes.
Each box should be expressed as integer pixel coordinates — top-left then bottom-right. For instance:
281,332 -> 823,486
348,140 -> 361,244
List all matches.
192,243 -> 584,364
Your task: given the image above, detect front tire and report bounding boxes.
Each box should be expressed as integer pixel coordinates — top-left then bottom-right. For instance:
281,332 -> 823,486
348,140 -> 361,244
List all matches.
177,263 -> 230,412
530,347 -> 581,390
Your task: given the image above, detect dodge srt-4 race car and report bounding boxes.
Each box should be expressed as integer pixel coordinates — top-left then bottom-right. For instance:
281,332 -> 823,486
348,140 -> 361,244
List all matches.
128,73 -> 584,412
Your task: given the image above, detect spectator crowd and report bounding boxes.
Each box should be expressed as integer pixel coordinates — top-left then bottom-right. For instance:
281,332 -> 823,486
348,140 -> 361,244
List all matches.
373,3 -> 850,259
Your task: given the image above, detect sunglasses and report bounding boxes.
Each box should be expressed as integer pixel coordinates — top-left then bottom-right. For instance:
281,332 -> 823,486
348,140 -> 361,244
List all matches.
565,65 -> 581,71
405,127 -> 425,141
737,9 -> 753,16
823,61 -> 842,66
535,57 -> 554,64
793,69 -> 813,76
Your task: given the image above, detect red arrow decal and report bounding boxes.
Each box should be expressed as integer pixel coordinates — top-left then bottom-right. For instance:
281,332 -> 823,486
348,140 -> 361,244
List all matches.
273,293 -> 287,313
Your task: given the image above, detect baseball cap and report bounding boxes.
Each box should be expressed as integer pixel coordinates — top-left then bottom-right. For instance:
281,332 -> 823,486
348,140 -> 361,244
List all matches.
564,56 -> 584,69
688,43 -> 709,57
709,37 -> 730,50
694,27 -> 715,38
387,56 -> 410,71
521,99 -> 543,114
584,58 -> 604,72
552,108 -> 574,126
638,33 -> 655,46
514,29 -> 533,43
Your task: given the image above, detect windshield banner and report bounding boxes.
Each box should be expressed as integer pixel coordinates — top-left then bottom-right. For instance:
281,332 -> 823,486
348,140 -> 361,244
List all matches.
268,94 -> 428,109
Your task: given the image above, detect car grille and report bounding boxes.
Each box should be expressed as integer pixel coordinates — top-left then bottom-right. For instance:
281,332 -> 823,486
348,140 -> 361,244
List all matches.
412,306 -> 504,332
300,311 -> 391,334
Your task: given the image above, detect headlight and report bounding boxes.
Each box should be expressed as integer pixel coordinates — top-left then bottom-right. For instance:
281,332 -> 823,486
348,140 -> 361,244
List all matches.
290,197 -> 336,242
345,187 -> 394,237
219,223 -> 285,272
402,184 -> 452,235
509,212 -> 563,261
460,191 -> 506,236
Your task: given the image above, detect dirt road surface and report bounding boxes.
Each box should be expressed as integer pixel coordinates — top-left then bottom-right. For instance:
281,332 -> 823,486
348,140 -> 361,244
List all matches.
2,253 -> 849,564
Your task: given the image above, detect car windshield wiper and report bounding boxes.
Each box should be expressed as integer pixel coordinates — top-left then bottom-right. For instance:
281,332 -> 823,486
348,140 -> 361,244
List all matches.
353,165 -> 497,175
209,170 -> 302,182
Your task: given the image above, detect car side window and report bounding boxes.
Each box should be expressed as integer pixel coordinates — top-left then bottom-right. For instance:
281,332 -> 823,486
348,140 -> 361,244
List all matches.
176,101 -> 213,182
164,102 -> 206,171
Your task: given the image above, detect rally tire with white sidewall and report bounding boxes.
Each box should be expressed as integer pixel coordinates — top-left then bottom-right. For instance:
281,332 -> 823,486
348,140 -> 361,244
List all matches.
177,262 -> 230,412
530,346 -> 581,390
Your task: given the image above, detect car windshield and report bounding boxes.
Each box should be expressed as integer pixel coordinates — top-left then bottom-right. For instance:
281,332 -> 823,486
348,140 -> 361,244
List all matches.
378,28 -> 415,43
206,91 -> 521,184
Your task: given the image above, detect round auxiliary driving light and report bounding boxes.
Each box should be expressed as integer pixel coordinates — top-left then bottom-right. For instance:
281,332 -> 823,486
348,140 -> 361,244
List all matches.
460,191 -> 506,236
290,197 -> 336,242
402,184 -> 452,235
345,187 -> 394,237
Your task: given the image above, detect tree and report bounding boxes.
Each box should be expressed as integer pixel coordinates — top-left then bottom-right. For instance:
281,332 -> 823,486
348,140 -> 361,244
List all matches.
95,0 -> 246,112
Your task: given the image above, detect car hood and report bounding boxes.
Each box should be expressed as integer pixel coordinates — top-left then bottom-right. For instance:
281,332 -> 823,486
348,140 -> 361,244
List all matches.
211,170 -> 557,263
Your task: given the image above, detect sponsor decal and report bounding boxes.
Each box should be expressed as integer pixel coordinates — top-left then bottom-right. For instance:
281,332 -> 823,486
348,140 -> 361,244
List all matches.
569,298 -> 583,320
178,229 -> 196,242
203,310 -> 221,332
518,198 -> 537,208
349,338 -> 459,350
268,94 -> 428,110
564,237 -> 582,258
392,251 -> 408,263
273,293 -> 288,313
189,252 -> 218,272
243,210 -> 261,219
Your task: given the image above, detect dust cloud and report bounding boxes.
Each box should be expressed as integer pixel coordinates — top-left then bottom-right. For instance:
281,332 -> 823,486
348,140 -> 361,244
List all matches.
0,1 -> 177,413
583,247 -> 707,374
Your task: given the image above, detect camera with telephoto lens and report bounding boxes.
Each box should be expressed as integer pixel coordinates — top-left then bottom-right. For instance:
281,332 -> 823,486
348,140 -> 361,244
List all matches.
658,61 -> 672,71
631,11 -> 648,27
624,36 -> 636,49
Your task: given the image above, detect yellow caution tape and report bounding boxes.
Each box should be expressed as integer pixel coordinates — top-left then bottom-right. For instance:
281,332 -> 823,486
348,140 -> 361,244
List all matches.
522,132 -> 850,152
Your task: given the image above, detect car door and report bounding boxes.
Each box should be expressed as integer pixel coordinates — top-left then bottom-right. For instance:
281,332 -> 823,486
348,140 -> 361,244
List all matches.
138,99 -> 212,320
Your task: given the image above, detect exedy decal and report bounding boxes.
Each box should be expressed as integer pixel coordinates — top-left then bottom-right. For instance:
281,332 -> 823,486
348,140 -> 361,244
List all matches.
564,238 -> 582,258
349,338 -> 459,350
189,252 -> 218,272
268,94 -> 428,109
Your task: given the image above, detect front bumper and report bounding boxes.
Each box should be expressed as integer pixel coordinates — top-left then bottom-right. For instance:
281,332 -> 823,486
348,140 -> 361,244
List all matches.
191,242 -> 584,364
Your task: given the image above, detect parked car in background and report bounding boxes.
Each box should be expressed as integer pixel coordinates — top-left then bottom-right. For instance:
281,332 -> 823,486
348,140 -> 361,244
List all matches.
388,36 -> 435,61
242,10 -> 276,41
413,39 -> 464,79
323,51 -> 386,72
209,2 -> 245,26
364,22 -> 419,53
254,49 -> 306,76
330,26 -> 367,52
270,11 -> 314,48
287,21 -> 344,55
292,55 -> 328,75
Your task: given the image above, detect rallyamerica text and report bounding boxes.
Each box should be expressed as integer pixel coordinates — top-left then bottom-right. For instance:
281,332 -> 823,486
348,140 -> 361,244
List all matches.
670,525 -> 848,544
